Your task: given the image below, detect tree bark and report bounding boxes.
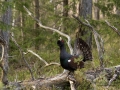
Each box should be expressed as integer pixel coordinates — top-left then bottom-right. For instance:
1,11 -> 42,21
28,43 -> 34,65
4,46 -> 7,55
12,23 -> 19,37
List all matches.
0,0 -> 12,85
93,0 -> 100,20
63,0 -> 68,31
63,0 -> 68,17
79,0 -> 92,19
78,0 -> 92,48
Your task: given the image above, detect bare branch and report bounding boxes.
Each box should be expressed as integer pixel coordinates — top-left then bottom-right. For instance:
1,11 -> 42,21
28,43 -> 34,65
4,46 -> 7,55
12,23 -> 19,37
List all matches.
23,6 -> 73,54
0,43 -> 4,62
0,36 -> 5,62
27,49 -> 48,65
10,33 -> 35,80
105,20 -> 120,36
26,49 -> 60,67
44,62 -> 60,67
73,15 -> 104,69
0,36 -> 8,85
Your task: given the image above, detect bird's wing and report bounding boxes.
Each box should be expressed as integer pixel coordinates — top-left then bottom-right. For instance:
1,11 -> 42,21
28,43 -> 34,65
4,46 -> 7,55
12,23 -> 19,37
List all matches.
67,56 -> 77,70
67,56 -> 84,70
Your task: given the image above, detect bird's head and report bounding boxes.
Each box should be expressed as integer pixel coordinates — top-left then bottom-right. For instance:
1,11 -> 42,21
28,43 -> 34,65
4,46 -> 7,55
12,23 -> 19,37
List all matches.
57,37 -> 65,47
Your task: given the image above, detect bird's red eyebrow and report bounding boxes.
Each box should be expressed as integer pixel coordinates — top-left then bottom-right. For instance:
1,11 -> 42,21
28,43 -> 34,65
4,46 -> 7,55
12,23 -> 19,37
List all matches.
61,40 -> 64,42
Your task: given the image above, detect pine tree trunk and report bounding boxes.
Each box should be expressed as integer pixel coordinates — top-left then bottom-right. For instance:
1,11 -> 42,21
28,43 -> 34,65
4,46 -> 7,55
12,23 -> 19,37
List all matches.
93,0 -> 100,20
63,0 -> 68,17
0,0 -> 12,85
78,0 -> 92,48
63,0 -> 68,31
79,0 -> 92,18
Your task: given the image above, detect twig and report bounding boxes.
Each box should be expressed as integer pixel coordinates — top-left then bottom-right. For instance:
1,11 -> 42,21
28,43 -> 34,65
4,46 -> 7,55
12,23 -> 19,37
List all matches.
0,36 -> 6,63
26,49 -> 60,67
73,15 -> 104,69
10,33 -> 35,80
105,20 -> 120,36
27,49 -> 48,65
0,43 -> 4,62
44,62 -> 60,67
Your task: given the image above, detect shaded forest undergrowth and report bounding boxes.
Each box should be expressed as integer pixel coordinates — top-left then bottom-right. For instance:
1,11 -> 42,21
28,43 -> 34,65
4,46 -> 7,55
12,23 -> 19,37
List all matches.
0,37 -> 120,90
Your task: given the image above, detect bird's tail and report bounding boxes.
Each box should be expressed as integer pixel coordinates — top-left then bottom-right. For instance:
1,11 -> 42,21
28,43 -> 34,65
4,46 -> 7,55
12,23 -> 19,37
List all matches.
74,38 -> 92,62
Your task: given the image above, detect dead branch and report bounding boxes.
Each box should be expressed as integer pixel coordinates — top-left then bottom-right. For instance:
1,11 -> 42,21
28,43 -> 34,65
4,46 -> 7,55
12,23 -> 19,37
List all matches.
26,49 -> 60,67
105,65 -> 120,87
73,15 -> 104,69
44,62 -> 60,67
10,33 -> 35,80
23,6 -> 73,55
0,43 -> 4,62
0,35 -> 9,85
26,49 -> 48,65
0,36 -> 5,62
105,20 -> 120,36
22,71 -> 69,88
6,71 -> 73,90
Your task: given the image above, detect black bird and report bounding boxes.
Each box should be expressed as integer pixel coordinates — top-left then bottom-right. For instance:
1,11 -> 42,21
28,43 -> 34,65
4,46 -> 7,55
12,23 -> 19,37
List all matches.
57,38 -> 84,72
57,37 -> 92,72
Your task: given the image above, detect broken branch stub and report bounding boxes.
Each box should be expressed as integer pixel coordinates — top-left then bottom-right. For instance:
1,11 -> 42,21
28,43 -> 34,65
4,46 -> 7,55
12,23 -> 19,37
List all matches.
105,20 -> 120,36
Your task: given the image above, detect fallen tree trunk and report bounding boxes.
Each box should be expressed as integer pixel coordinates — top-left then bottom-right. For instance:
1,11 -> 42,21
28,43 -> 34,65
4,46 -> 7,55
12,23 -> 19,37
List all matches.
4,64 -> 119,90
22,72 -> 69,89
8,71 -> 76,90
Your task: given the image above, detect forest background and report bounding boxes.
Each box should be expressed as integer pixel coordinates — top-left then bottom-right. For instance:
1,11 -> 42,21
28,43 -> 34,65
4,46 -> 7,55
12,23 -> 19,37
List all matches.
0,0 -> 120,90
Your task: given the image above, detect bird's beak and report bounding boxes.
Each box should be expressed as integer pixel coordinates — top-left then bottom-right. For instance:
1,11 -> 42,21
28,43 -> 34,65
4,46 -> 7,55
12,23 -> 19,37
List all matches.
59,37 -> 62,41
